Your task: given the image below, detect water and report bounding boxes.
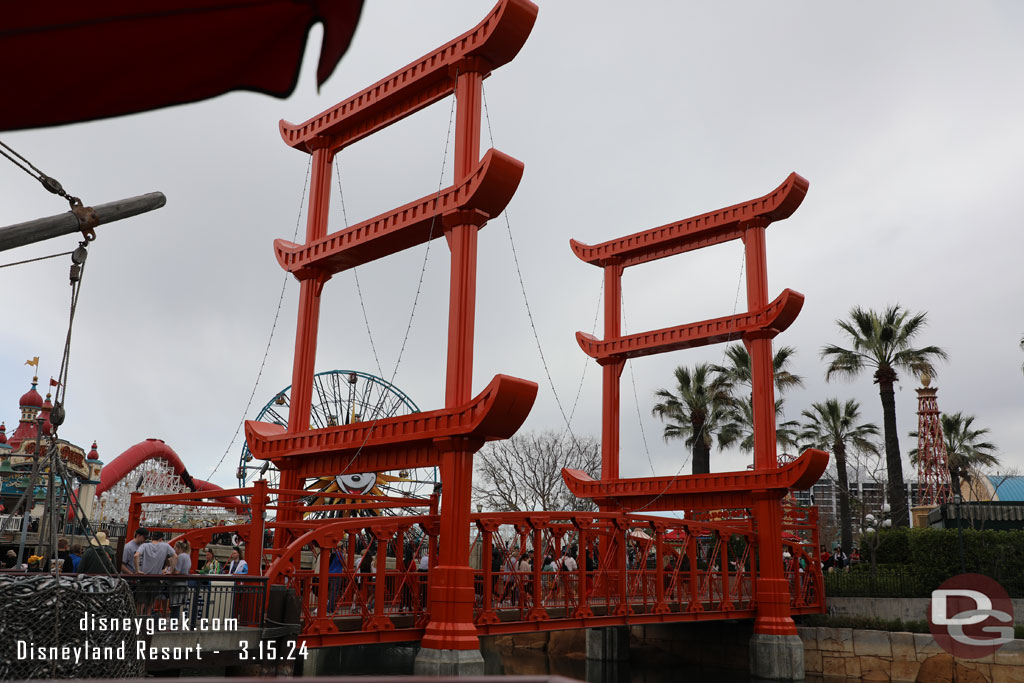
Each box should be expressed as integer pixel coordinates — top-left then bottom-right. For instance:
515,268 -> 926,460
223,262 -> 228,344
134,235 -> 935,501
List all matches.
315,642 -> 795,682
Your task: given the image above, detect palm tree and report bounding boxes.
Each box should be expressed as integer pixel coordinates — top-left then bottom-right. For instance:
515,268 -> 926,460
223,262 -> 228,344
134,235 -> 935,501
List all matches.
652,363 -> 734,474
910,412 -> 999,498
713,343 -> 804,460
799,399 -> 880,552
821,306 -> 947,528
712,343 -> 805,394
719,397 -> 801,454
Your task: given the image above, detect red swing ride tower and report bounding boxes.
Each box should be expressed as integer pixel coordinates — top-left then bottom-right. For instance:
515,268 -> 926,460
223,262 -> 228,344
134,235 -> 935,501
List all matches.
226,0 -> 828,676
562,172 -> 828,654
245,0 -> 541,669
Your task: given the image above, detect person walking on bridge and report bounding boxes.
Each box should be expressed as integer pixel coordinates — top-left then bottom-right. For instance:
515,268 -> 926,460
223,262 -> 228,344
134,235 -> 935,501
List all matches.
79,532 -> 117,574
121,528 -> 147,574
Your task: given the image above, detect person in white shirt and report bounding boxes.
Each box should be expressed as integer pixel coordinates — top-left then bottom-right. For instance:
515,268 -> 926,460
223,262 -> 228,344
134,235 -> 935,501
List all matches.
553,549 -> 578,600
225,547 -> 248,575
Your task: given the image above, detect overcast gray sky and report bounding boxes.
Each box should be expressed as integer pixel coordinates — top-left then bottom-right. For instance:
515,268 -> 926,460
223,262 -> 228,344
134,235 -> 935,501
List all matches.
2,1 -> 1022,492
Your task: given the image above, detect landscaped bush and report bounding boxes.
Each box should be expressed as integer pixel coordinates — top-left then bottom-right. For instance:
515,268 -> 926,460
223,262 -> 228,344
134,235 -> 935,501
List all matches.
872,526 -> 911,564
872,527 -> 1024,584
824,566 -> 932,598
833,527 -> 1024,599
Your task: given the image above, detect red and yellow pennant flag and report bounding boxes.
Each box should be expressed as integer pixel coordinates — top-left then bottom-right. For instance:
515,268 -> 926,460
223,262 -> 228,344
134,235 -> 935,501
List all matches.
24,356 -> 39,367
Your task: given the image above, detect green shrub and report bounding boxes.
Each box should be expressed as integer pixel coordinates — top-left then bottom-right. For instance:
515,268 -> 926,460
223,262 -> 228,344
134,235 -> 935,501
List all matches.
871,527 -> 1024,584
873,527 -> 911,564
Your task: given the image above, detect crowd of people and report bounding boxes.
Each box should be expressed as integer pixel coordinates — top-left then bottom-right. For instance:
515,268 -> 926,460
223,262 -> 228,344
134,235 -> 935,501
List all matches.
0,527 -> 252,576
818,544 -> 861,571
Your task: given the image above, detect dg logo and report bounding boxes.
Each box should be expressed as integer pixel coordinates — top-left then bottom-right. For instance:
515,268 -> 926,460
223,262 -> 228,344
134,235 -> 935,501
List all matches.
928,573 -> 1015,659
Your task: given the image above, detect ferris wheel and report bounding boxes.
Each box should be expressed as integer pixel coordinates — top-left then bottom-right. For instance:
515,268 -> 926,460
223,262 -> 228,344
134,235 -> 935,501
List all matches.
236,370 -> 436,514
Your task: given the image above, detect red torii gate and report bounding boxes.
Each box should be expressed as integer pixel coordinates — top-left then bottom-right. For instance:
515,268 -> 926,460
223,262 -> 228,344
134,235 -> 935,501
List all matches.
244,0 -> 541,672
228,0 -> 827,677
562,171 -> 828,663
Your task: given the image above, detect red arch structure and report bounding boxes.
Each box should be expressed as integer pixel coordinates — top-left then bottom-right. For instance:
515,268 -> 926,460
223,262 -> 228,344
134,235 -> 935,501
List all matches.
98,438 -> 243,510
123,3 -> 827,678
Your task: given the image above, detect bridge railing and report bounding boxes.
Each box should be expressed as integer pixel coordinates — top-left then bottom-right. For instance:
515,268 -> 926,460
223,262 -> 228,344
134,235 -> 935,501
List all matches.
469,512 -> 762,625
120,574 -> 268,629
126,485 -> 824,641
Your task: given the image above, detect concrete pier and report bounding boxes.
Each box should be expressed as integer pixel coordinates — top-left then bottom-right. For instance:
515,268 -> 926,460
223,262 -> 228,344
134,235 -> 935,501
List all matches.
748,633 -> 805,681
413,646 -> 486,676
586,626 -> 629,662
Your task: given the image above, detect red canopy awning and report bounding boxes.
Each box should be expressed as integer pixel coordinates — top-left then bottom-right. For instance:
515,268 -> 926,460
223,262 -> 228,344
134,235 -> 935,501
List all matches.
2,0 -> 363,132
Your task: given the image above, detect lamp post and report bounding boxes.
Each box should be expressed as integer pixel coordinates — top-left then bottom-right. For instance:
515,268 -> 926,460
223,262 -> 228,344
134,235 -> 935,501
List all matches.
953,493 -> 965,574
862,503 -> 892,574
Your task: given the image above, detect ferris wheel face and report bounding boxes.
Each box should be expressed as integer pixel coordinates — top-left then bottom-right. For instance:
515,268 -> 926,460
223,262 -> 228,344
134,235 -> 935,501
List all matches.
237,370 -> 434,511
337,473 -> 377,495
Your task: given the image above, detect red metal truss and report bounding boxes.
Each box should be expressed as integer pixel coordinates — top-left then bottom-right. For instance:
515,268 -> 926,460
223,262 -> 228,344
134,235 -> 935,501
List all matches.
576,288 -> 804,362
278,0 -> 539,153
274,149 -> 523,279
561,449 -> 829,512
570,172 -> 809,269
915,382 -> 953,506
245,374 -> 537,477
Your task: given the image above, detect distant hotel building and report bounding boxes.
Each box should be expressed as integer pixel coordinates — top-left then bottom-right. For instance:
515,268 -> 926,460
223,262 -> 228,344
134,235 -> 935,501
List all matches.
793,479 -> 927,526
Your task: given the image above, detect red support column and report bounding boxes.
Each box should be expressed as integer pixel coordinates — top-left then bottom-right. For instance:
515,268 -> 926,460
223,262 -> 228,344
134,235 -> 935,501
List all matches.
743,219 -> 777,472
653,525 -> 669,614
290,143 -> 334,431
317,546 -> 330,621
478,522 -> 499,624
601,263 -> 624,483
420,63 -> 488,653
686,530 -> 702,613
752,492 -> 797,635
247,479 -> 267,574
276,143 -> 333,553
719,530 -> 734,611
369,529 -> 393,631
743,218 -> 797,637
573,525 -> 593,619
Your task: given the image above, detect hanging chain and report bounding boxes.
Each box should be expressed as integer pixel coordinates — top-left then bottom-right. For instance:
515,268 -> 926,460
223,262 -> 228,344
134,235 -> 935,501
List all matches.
335,163 -> 386,380
208,156 -> 313,480
334,67 -> 460,477
481,83 -> 591,460
634,250 -> 746,513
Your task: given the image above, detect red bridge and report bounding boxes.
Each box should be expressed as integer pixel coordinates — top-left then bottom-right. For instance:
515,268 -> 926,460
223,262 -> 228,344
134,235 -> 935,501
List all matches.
129,486 -> 824,649
129,1 -> 829,678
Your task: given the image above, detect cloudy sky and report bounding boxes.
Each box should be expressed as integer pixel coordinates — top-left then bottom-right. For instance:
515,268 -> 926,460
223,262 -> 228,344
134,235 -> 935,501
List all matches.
2,1 -> 1022,494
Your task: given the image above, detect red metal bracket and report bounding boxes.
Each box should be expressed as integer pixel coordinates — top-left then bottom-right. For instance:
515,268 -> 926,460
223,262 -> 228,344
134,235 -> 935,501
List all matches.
561,449 -> 828,512
279,0 -> 539,153
245,374 -> 537,479
576,288 -> 804,362
274,149 -> 523,279
570,172 -> 809,269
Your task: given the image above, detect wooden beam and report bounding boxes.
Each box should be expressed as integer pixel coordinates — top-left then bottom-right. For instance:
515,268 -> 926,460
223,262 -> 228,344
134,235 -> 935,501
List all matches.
0,191 -> 166,252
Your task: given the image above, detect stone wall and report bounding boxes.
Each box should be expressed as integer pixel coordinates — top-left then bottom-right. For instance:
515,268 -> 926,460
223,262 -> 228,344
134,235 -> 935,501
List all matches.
799,626 -> 1024,682
827,597 -> 1024,626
